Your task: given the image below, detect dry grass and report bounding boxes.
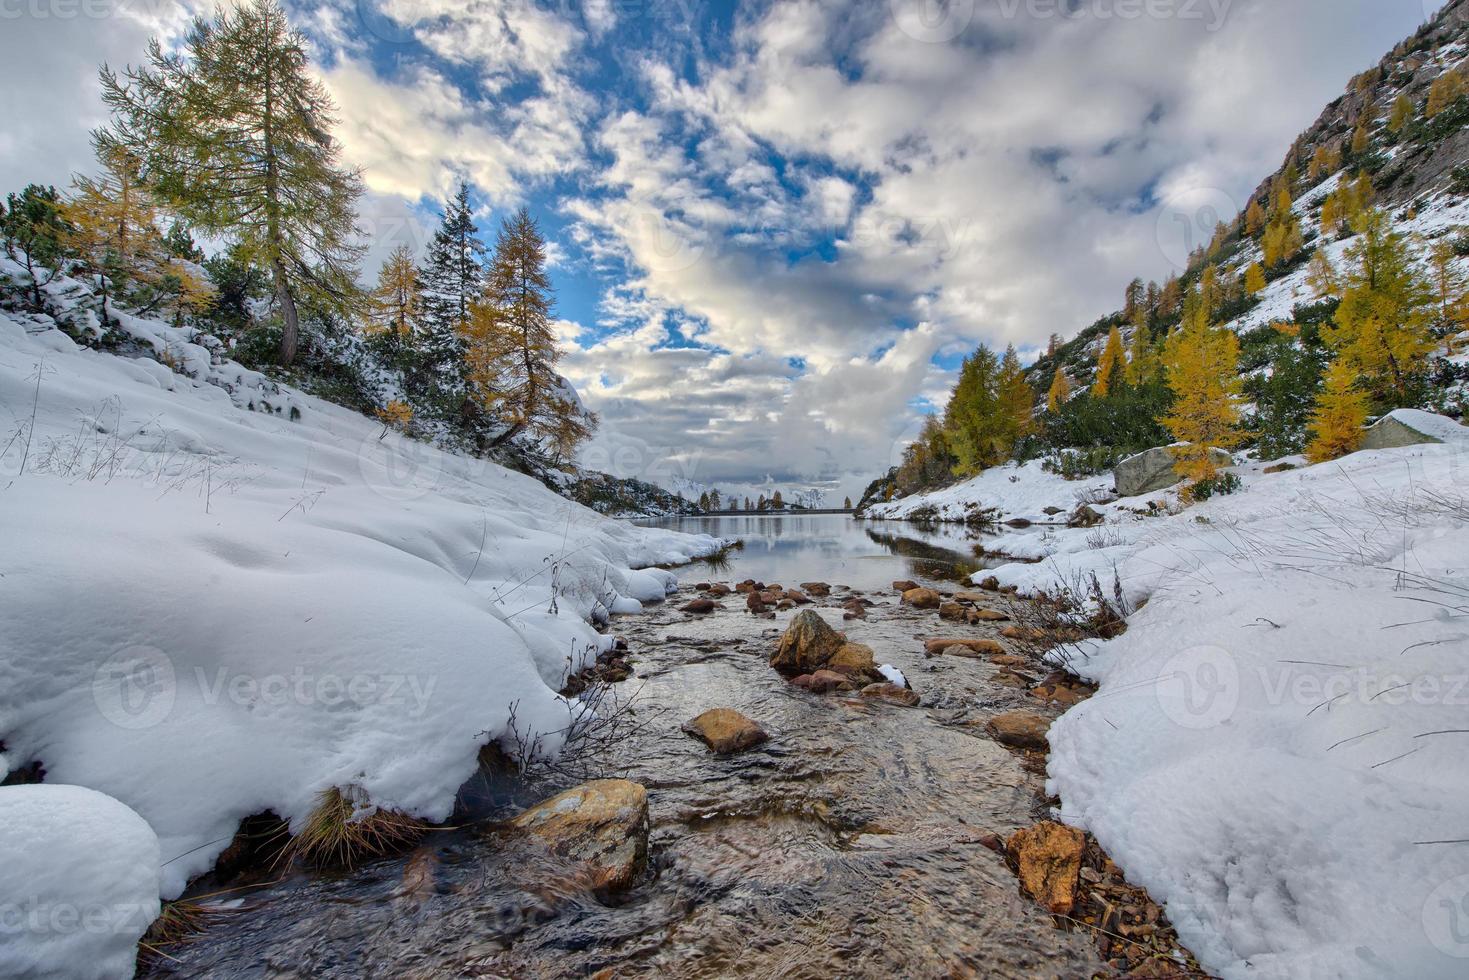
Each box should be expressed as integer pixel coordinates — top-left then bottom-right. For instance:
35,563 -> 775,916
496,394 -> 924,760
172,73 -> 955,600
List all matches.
281,786 -> 427,869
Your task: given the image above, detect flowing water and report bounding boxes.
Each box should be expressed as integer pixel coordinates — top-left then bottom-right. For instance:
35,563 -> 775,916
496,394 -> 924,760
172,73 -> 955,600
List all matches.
148,519 -> 1101,978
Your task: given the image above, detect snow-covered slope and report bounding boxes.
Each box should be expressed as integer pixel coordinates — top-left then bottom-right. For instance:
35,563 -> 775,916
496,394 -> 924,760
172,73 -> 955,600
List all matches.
861,457 -> 1112,525
0,277 -> 722,910
962,435 -> 1469,979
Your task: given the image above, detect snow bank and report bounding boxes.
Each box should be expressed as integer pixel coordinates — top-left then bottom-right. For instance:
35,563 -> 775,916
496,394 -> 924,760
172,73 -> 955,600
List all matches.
0,785 -> 161,980
972,437 -> 1469,977
0,286 -> 723,900
862,458 -> 1113,525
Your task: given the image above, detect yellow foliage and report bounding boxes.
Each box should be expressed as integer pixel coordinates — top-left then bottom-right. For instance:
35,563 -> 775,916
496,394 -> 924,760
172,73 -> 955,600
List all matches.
376,399 -> 414,434
1047,366 -> 1071,412
1245,199 -> 1266,237
1305,358 -> 1368,463
1244,262 -> 1266,295
1427,69 -> 1467,118
1093,324 -> 1126,398
1306,250 -> 1340,299
1162,287 -> 1242,484
1387,94 -> 1414,133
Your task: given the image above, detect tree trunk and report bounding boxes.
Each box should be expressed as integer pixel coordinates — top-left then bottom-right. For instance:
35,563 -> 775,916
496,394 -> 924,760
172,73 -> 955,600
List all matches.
275,261 -> 299,365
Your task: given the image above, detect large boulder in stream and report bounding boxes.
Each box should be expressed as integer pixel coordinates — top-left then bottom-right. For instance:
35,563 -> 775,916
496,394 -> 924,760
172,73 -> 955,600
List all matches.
681,709 -> 768,754
772,610 -> 846,675
509,779 -> 649,891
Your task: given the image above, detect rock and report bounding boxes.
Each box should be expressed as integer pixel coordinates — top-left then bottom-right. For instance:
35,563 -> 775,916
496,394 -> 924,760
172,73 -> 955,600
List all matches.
746,593 -> 767,614
681,709 -> 769,754
827,642 -> 878,678
978,576 -> 1001,591
694,582 -> 711,591
1000,625 -> 1045,641
1068,504 -> 1105,528
1005,518 -> 1032,528
970,608 -> 1010,622
1006,822 -> 1085,914
735,581 -> 758,593
1043,506 -> 1065,516
708,583 -> 732,597
806,669 -> 856,693
902,587 -> 943,609
777,599 -> 795,610
783,589 -> 812,605
951,591 -> 988,604
771,609 -> 846,675
759,590 -> 781,605
510,780 -> 650,891
681,597 -> 718,614
1113,445 -> 1233,498
985,711 -> 1051,750
938,601 -> 968,621
800,582 -> 831,597
925,637 -> 1005,657
892,579 -> 920,593
1261,462 -> 1296,475
860,682 -> 921,707
1361,410 -> 1456,451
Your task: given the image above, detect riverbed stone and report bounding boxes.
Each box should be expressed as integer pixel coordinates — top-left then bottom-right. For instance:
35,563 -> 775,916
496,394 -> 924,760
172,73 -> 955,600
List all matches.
783,589 -> 812,605
827,642 -> 878,679
681,597 -> 718,614
1007,821 -> 1085,915
801,669 -> 857,693
939,601 -> 968,621
681,709 -> 769,754
925,637 -> 1006,657
510,779 -> 650,892
902,587 -> 943,609
860,682 -> 921,707
986,711 -> 1051,750
772,610 -> 846,675
800,582 -> 831,597
892,580 -> 920,593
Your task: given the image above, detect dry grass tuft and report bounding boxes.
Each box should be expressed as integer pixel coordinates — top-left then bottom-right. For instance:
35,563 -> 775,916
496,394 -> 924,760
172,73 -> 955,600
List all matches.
282,786 -> 427,869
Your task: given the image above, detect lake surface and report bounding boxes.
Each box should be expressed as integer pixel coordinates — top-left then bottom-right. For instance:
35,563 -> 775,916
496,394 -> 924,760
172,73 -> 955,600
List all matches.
635,513 -> 994,589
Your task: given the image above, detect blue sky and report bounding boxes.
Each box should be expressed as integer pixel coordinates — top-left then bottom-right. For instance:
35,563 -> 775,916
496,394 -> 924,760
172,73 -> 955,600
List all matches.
0,0 -> 1444,502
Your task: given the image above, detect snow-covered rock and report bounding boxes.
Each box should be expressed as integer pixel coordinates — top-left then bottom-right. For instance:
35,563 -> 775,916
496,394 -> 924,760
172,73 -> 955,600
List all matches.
0,296 -> 723,901
0,785 -> 161,980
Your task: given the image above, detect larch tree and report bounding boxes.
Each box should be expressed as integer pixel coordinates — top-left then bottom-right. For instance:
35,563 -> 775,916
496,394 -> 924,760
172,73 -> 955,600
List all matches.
1244,199 -> 1266,237
367,244 -> 422,352
467,207 -> 595,455
943,346 -> 1004,476
1387,94 -> 1415,133
998,345 -> 1034,444
1427,69 -> 1466,118
843,496 -> 852,510
1125,322 -> 1160,388
1244,262 -> 1266,295
1093,324 -> 1126,398
1307,249 -> 1341,299
1305,357 -> 1369,463
1161,285 -> 1243,484
1427,239 -> 1469,343
1351,123 -> 1371,156
1046,365 -> 1071,411
98,0 -> 364,365
1324,208 -> 1435,406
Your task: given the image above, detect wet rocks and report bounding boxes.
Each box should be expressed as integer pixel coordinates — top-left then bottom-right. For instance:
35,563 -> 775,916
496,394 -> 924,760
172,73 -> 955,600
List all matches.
681,597 -> 719,614
793,669 -> 857,694
892,579 -> 920,593
800,582 -> 831,597
841,596 -> 871,620
977,576 -> 1001,591
1068,504 -> 1105,528
771,609 -> 846,674
925,637 -> 1005,657
860,682 -> 921,707
681,709 -> 769,754
985,711 -> 1051,751
901,587 -> 943,609
1006,821 -> 1085,915
509,779 -> 650,892
827,642 -> 879,680
783,589 -> 812,605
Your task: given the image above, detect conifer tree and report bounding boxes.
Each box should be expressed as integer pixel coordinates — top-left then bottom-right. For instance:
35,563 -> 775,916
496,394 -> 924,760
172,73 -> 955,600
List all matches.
419,183 -> 487,384
61,145 -> 164,326
1093,324 -> 1126,398
1427,239 -> 1469,342
98,0 -> 364,365
1388,94 -> 1415,133
1305,357 -> 1369,463
1307,249 -> 1340,299
943,346 -> 1004,476
1320,191 -> 1344,237
1253,325 -> 1326,460
1351,123 -> 1371,156
1245,199 -> 1266,237
1046,367 -> 1071,412
998,345 -> 1034,443
1162,286 -> 1242,484
1125,323 -> 1160,388
466,207 -> 595,456
2,185 -> 68,309
155,258 -> 215,328
1324,208 -> 1435,406
367,244 -> 422,352
1244,262 -> 1266,295
1427,69 -> 1466,119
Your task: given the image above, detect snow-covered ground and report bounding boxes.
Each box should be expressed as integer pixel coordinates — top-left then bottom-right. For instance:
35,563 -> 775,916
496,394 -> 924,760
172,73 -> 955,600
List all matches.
861,457 -> 1113,526
0,264 -> 723,945
881,427 -> 1469,978
0,786 -> 160,980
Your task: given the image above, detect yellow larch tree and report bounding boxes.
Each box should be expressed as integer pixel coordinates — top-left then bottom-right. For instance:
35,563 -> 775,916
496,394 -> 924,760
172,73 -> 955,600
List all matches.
1427,239 -> 1469,347
1245,199 -> 1266,237
1306,249 -> 1341,299
367,244 -> 422,344
1388,94 -> 1415,133
1427,69 -> 1467,118
997,345 -> 1035,444
1093,323 -> 1127,398
1244,262 -> 1266,294
1305,357 -> 1369,463
1162,285 -> 1242,484
61,145 -> 164,326
1047,365 -> 1072,411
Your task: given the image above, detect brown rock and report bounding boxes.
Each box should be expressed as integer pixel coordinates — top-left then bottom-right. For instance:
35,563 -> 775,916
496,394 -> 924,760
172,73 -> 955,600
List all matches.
735,581 -> 758,593
1069,504 -> 1104,528
708,583 -> 732,597
784,589 -> 812,605
1262,462 -> 1296,475
978,576 -> 1001,591
902,587 -> 943,609
777,599 -> 795,610
990,654 -> 1031,668
938,601 -> 968,621
1006,822 -> 1085,914
681,709 -> 769,754
806,669 -> 856,693
510,780 -> 650,892
860,682 -> 921,707
970,608 -> 1011,622
892,579 -> 920,593
827,642 -> 878,678
800,582 -> 831,597
771,609 -> 846,675
746,593 -> 767,614
681,597 -> 718,614
985,711 -> 1051,750
925,637 -> 1005,657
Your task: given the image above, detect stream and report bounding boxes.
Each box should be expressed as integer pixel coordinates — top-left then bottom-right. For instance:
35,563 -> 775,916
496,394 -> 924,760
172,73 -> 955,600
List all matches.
146,518 -> 1105,978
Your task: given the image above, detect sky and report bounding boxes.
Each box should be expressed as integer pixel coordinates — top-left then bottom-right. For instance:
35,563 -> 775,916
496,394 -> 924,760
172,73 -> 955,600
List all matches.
0,0 -> 1448,504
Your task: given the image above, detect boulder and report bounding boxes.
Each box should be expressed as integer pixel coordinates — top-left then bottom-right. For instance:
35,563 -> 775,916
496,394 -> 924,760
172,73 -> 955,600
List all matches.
1113,445 -> 1233,498
1068,504 -> 1104,528
800,582 -> 832,597
783,589 -> 812,605
681,597 -> 718,614
827,642 -> 878,679
746,593 -> 767,614
1261,462 -> 1296,475
977,576 -> 1001,592
925,637 -> 1005,657
860,682 -> 921,707
938,601 -> 968,621
892,580 -> 920,593
708,583 -> 732,597
681,709 -> 768,754
510,780 -> 650,891
805,669 -> 856,693
1361,409 -> 1461,451
970,608 -> 1010,622
985,711 -> 1051,750
772,610 -> 846,675
902,587 -> 943,609
1006,822 -> 1085,915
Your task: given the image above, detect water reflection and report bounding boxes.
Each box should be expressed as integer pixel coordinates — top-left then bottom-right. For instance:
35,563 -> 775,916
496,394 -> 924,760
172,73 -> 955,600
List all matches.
635,514 -> 990,588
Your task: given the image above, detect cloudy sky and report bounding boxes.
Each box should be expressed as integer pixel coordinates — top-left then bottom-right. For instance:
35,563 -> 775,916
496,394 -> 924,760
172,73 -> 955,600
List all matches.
0,0 -> 1445,502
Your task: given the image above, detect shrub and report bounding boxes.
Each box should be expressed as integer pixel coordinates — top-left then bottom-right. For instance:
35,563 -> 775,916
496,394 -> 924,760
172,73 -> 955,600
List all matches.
1187,471 -> 1242,501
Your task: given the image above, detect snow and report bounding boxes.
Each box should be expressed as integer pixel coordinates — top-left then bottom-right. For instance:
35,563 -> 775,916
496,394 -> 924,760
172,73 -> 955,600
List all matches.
0,270 -> 724,902
862,458 -> 1112,525
877,664 -> 908,688
892,433 -> 1469,978
0,785 -> 161,980
1379,407 -> 1469,443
